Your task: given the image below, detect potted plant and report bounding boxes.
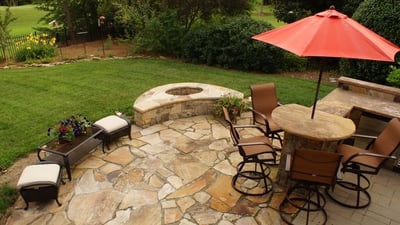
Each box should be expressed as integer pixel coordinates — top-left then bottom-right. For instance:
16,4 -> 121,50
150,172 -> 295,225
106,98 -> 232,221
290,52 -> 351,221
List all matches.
215,95 -> 250,123
47,114 -> 92,143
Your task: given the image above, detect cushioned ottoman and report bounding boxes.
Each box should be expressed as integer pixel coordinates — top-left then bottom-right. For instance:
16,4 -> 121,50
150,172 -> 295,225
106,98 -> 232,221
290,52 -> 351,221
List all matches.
93,115 -> 132,151
17,162 -> 62,210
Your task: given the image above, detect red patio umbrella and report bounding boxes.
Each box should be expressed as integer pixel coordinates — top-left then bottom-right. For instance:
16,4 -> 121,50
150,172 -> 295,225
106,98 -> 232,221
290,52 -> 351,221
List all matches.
252,6 -> 400,119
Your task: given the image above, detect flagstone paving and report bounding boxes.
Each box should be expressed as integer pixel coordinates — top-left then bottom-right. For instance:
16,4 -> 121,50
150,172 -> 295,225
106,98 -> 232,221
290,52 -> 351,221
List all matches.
5,113 -> 281,225
4,113 -> 400,225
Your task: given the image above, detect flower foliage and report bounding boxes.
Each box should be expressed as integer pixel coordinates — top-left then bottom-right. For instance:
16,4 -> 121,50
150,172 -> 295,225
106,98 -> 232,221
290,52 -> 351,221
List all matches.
15,33 -> 58,62
47,114 -> 92,142
215,95 -> 249,122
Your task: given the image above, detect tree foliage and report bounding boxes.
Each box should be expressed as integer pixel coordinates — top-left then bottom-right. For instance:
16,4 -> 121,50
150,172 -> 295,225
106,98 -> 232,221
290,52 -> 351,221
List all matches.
163,0 -> 253,30
272,0 -> 362,23
97,0 -> 157,38
33,0 -> 253,42
34,0 -> 100,41
339,0 -> 400,84
0,7 -> 16,59
1,0 -> 33,6
133,9 -> 185,56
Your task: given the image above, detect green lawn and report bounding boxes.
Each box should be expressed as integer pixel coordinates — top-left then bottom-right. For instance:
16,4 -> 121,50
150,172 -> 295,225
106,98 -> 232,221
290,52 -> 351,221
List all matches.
251,4 -> 286,27
0,57 -> 335,170
1,5 -> 47,36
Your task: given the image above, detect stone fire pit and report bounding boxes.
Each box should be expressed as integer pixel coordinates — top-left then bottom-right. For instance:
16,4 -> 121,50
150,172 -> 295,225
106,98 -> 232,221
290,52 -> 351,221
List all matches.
133,83 -> 243,128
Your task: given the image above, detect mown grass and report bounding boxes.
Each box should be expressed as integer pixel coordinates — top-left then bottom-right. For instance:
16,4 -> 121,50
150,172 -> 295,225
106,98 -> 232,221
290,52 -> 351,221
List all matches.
0,57 -> 335,170
0,5 -> 47,36
0,184 -> 17,217
251,4 -> 286,27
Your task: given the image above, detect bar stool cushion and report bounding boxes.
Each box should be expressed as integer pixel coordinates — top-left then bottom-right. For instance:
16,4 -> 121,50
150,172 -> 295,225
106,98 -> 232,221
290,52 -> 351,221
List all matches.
94,115 -> 128,133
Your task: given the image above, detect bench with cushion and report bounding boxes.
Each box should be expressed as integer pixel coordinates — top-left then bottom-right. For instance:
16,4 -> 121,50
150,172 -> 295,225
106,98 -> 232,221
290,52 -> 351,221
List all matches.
94,115 -> 132,151
17,162 -> 63,210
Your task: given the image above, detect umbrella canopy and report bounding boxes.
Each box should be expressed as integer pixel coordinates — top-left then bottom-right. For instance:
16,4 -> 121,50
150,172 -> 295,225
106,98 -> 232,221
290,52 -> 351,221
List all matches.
252,6 -> 400,118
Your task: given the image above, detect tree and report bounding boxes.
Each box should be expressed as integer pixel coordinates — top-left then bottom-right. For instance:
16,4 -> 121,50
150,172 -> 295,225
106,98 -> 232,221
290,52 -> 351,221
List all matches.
34,0 -> 253,42
97,0 -> 156,38
0,7 -> 16,60
272,0 -> 361,23
163,0 -> 253,30
62,0 -> 74,41
35,0 -> 100,42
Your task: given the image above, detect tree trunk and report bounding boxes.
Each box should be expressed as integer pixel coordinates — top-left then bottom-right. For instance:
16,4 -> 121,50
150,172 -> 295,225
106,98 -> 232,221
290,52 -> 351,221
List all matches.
63,0 -> 75,42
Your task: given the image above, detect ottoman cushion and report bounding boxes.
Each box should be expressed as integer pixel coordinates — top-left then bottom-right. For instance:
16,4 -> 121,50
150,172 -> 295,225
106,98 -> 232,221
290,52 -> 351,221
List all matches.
94,115 -> 128,133
17,164 -> 61,188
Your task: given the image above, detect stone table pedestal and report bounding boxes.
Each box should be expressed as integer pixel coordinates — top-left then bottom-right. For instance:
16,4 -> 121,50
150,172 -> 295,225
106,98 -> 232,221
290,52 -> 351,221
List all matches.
272,104 -> 356,186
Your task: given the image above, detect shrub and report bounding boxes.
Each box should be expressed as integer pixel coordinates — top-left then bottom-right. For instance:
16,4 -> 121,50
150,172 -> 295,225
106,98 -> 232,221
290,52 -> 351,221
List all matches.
14,33 -> 58,62
339,0 -> 400,85
386,64 -> 400,87
281,52 -> 307,72
181,16 -> 287,73
133,10 -> 185,56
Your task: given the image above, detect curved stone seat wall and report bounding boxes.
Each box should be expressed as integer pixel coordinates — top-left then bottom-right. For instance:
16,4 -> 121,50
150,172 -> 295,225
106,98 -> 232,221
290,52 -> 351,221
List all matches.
133,83 -> 244,128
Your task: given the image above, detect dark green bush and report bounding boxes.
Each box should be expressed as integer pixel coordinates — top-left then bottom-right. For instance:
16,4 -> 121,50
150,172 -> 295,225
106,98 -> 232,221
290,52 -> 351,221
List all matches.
281,52 -> 308,72
339,0 -> 400,84
387,65 -> 400,87
133,10 -> 185,56
181,16 -> 288,73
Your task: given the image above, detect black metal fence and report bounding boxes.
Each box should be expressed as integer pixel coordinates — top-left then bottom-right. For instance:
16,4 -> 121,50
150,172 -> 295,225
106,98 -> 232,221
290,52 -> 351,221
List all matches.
0,32 -> 58,61
0,29 -> 103,61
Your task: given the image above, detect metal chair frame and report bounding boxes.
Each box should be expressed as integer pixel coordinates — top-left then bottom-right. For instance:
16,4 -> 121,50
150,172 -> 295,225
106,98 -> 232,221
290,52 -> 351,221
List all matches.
249,83 -> 284,148
279,148 -> 342,225
223,106 -> 278,196
326,118 -> 400,209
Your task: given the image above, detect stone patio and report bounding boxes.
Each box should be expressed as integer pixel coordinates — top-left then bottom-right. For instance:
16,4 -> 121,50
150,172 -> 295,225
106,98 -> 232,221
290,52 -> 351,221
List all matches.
4,112 -> 400,225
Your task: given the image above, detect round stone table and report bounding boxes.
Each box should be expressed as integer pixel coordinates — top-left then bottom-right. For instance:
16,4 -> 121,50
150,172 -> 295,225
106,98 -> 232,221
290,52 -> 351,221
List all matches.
272,103 -> 356,185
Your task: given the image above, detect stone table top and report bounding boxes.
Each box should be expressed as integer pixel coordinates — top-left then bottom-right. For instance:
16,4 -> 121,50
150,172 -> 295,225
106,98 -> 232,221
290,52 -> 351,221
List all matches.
272,103 -> 356,141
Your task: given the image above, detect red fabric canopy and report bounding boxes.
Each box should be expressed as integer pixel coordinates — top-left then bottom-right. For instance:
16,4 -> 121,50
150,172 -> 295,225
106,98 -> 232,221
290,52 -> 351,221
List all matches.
253,7 -> 400,119
252,8 -> 400,62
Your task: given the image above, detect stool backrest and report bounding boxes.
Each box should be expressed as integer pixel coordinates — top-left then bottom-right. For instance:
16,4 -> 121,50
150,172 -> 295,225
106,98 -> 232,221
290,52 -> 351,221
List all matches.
369,117 -> 400,161
223,106 -> 240,145
290,148 -> 342,186
250,83 -> 279,119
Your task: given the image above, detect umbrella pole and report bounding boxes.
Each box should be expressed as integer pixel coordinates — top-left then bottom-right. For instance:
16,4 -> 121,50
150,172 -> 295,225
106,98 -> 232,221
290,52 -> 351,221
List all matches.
311,60 -> 325,119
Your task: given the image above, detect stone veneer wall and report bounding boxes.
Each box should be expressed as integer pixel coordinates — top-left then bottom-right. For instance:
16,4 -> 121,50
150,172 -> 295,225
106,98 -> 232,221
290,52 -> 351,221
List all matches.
337,76 -> 400,103
134,99 -> 217,128
133,83 -> 244,128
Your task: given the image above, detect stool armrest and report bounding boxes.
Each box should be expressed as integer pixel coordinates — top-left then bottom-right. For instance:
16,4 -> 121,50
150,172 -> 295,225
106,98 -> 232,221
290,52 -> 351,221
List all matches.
342,134 -> 377,149
345,152 -> 397,164
236,141 -> 272,147
236,142 -> 276,153
249,107 -> 271,128
232,124 -> 265,134
351,134 -> 377,139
